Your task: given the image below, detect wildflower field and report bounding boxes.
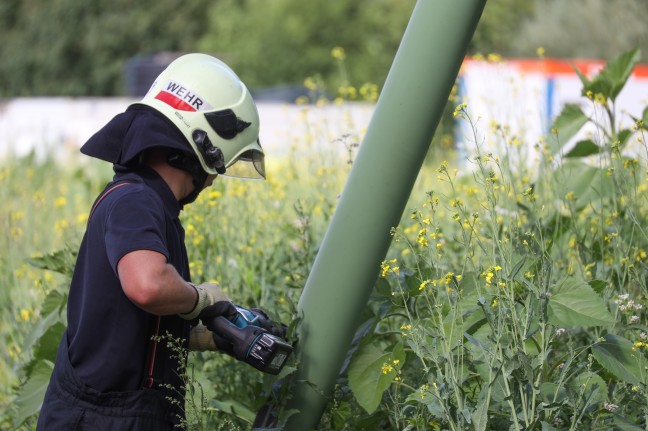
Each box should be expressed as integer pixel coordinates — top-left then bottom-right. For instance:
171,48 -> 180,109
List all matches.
3,48 -> 648,430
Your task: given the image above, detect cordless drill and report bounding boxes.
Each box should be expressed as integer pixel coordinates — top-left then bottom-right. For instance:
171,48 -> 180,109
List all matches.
211,306 -> 293,375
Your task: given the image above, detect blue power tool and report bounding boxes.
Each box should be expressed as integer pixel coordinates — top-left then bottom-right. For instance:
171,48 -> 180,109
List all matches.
212,306 -> 293,375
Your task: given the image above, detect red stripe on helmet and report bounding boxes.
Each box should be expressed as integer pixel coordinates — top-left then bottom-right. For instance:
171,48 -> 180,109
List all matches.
155,91 -> 197,112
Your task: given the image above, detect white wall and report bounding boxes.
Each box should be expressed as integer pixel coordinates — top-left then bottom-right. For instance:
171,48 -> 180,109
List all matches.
456,58 -> 648,167
0,99 -> 375,161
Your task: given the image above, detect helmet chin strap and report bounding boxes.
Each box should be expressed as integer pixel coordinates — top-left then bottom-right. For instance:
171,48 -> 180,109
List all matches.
167,151 -> 209,205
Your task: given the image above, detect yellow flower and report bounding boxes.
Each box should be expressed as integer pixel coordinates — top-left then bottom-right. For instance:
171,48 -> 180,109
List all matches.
419,384 -> 429,399
484,271 -> 494,284
11,227 -> 23,239
331,46 -> 346,60
54,196 -> 67,208
487,53 -> 502,62
304,77 -> 318,91
11,210 -> 25,221
19,308 -> 32,322
76,213 -> 89,225
381,363 -> 394,374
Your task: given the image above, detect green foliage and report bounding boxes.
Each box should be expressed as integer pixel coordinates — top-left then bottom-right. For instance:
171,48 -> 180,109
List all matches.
12,247 -> 72,427
469,0 -> 534,55
311,47 -> 648,430
347,342 -> 406,414
0,0 -> 212,96
592,335 -> 646,386
511,0 -> 648,60
574,47 -> 641,102
197,0 -> 415,91
547,277 -> 614,328
4,0 -> 645,97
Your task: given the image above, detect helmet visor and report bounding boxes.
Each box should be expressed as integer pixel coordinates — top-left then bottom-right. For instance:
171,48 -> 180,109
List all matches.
224,146 -> 266,179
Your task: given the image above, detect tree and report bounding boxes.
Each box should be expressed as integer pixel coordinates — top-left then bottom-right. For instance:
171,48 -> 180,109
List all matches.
511,0 -> 648,59
0,0 -> 211,96
196,0 -> 415,91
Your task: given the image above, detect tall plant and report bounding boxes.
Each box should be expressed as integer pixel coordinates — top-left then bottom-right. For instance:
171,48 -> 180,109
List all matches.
326,47 -> 648,430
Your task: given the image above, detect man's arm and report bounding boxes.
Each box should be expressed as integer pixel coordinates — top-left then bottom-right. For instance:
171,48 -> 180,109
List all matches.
117,249 -> 197,316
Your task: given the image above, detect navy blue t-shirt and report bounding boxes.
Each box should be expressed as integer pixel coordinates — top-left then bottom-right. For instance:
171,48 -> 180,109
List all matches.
66,166 -> 191,401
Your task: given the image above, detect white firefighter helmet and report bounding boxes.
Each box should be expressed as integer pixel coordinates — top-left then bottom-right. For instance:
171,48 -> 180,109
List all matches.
134,53 -> 265,179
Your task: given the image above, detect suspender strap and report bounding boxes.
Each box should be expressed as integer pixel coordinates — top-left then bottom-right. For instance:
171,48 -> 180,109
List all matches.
88,181 -> 134,222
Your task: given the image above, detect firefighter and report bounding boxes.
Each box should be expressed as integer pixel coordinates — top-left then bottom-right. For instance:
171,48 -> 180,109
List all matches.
37,53 -> 265,430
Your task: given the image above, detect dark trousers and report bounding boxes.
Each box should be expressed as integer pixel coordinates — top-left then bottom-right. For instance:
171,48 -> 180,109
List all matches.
36,334 -> 179,431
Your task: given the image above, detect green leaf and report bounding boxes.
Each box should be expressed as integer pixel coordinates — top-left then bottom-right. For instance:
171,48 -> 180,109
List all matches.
592,334 -> 645,385
569,371 -> 607,406
27,246 -> 77,276
612,415 -> 644,430
549,104 -> 589,154
539,382 -> 567,405
34,322 -> 66,363
23,311 -> 62,362
643,106 -> 648,127
210,398 -> 256,423
588,279 -> 607,294
592,47 -> 641,101
471,384 -> 490,431
547,277 -> 614,328
564,140 -> 600,158
331,400 -> 352,430
618,129 -> 633,149
572,64 -> 591,89
348,342 -> 405,414
22,290 -> 67,368
541,422 -> 560,431
507,256 -> 526,281
14,360 -> 54,426
40,289 -> 67,317
555,161 -> 615,209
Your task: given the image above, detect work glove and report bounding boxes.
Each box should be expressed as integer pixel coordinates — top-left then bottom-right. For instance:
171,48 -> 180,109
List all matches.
188,324 -> 216,351
247,308 -> 288,339
179,282 -> 236,321
188,324 -> 235,356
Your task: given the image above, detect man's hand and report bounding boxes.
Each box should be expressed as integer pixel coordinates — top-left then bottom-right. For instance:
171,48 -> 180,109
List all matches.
179,282 -> 235,321
248,308 -> 288,338
188,324 -> 217,351
188,324 -> 235,356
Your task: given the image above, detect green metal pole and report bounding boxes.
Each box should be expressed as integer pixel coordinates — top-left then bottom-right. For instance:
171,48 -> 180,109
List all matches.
284,1 -> 485,429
